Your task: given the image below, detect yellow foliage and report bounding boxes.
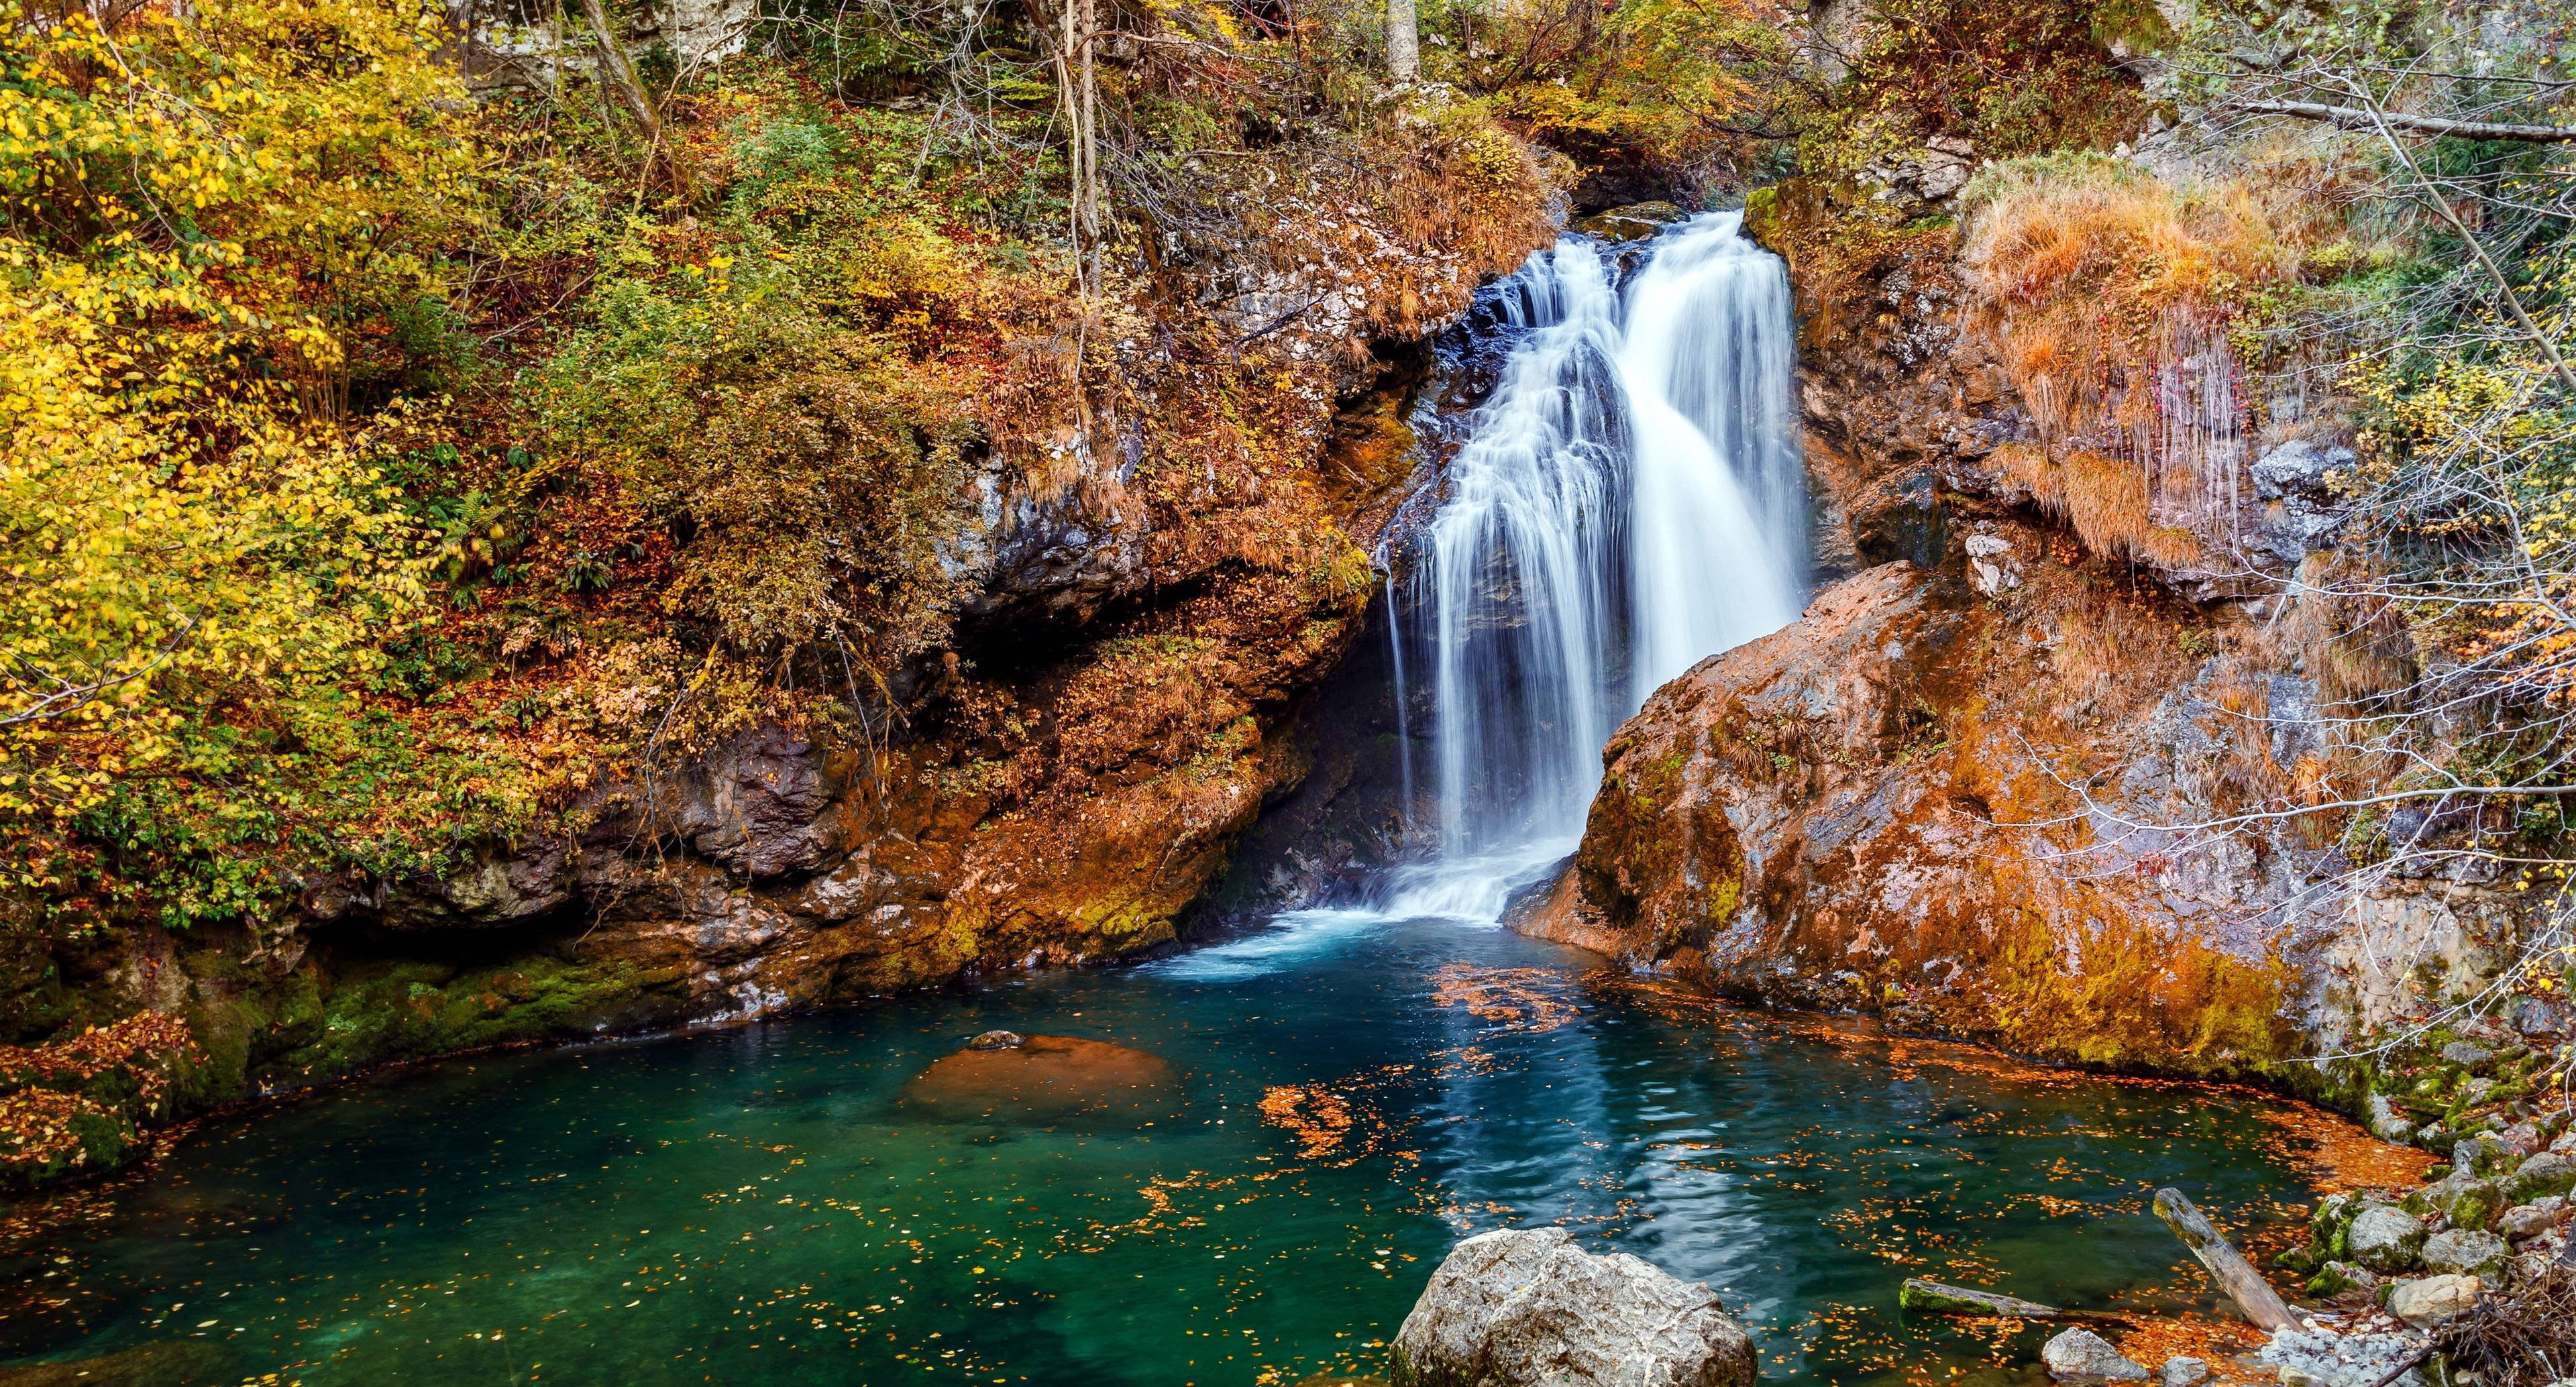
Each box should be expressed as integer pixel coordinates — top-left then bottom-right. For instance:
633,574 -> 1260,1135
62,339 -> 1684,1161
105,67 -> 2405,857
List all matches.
0,0 -> 473,898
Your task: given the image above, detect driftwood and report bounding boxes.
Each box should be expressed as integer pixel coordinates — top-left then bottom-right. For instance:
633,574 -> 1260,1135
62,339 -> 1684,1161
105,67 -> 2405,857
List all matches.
1898,1279 -> 2144,1325
1900,1279 -> 2062,1317
2152,1187 -> 2298,1333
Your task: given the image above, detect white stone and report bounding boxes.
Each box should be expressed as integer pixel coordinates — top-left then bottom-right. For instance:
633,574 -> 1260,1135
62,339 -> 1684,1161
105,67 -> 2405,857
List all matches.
2041,1328 -> 2149,1385
1392,1227 -> 1755,1387
2386,1274 -> 2481,1327
2161,1355 -> 2209,1386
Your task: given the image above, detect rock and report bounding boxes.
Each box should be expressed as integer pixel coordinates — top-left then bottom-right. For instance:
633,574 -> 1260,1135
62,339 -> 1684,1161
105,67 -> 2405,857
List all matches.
965,1030 -> 1025,1050
2246,439 -> 2353,564
2501,1197 -> 2565,1241
2420,1228 -> 2508,1280
2499,1121 -> 2544,1157
2512,1152 -> 2576,1201
1964,533 -> 2023,596
2385,1274 -> 2481,1327
2454,1135 -> 2508,1178
2514,994 -> 2568,1037
2040,1327 -> 2149,1384
2160,1357 -> 2208,1387
2368,1093 -> 2415,1144
2430,1176 -> 2501,1231
2258,1328 -> 2430,1387
2347,1206 -> 2428,1273
2440,1040 -> 2495,1067
2305,1261 -> 2377,1298
1390,1227 -> 1755,1387
1573,203 -> 1687,244
901,1035 -> 1183,1124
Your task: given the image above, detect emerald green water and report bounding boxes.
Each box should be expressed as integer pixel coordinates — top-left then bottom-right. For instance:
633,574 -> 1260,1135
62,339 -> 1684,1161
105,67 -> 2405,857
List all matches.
3,916 -> 2337,1387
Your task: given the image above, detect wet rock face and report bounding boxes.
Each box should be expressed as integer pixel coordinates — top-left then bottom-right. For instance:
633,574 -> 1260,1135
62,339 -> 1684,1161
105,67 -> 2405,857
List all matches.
1391,1227 -> 1755,1387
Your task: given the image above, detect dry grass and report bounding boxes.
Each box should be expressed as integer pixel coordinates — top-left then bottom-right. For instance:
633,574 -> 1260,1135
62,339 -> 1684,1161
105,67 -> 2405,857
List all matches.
1963,154 -> 2335,568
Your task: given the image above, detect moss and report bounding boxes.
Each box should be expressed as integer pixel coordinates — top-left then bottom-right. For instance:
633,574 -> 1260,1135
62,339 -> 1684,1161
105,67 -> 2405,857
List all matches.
1965,907 -> 2296,1077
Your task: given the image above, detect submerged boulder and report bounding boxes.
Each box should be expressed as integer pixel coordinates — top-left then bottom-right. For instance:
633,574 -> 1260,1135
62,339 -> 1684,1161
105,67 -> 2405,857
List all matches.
901,1034 -> 1181,1123
1391,1227 -> 1754,1387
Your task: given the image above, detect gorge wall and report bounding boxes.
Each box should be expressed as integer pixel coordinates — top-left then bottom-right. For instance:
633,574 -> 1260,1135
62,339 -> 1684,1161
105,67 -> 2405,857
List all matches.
1520,195 -> 2552,1094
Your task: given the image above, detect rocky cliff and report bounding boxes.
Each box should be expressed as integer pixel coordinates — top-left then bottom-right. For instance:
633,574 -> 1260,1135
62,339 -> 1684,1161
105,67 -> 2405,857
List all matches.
1523,203 -> 2551,1091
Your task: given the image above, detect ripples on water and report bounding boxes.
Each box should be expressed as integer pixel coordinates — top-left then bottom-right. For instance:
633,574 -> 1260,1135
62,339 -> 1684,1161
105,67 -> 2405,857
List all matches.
0,916 -> 2359,1387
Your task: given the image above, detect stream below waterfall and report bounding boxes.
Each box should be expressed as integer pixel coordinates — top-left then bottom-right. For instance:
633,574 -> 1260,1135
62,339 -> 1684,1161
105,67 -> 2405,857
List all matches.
1,217 -> 2367,1387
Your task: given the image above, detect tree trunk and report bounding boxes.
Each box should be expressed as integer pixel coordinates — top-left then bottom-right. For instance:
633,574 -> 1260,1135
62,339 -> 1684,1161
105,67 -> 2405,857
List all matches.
2151,1188 -> 2298,1333
576,0 -> 667,183
1078,0 -> 1100,294
1386,0 -> 1418,81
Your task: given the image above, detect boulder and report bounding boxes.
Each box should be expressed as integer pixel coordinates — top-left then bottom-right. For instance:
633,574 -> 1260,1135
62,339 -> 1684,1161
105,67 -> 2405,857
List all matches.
2454,1135 -> 2507,1178
1391,1227 -> 1755,1387
2512,1152 -> 2576,1201
2347,1207 -> 2428,1273
2426,1176 -> 2500,1233
2304,1261 -> 2377,1298
2159,1356 -> 2208,1387
2438,1040 -> 2494,1067
2387,1274 -> 2481,1327
2420,1229 -> 2508,1280
2040,1328 -> 2149,1385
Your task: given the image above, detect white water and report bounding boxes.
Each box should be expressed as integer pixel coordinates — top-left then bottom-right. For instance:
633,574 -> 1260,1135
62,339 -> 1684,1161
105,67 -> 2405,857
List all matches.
1165,213 -> 1806,977
1383,213 -> 1803,903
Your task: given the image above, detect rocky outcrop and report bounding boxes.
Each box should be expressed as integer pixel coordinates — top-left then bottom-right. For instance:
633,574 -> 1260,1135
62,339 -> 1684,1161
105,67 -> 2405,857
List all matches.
1391,1227 -> 1756,1387
1519,533 -> 2535,1078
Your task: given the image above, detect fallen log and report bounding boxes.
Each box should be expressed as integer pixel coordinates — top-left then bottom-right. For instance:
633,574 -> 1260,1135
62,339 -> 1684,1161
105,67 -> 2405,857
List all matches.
2152,1187 -> 2298,1333
1898,1278 -> 2145,1325
1899,1279 -> 2062,1317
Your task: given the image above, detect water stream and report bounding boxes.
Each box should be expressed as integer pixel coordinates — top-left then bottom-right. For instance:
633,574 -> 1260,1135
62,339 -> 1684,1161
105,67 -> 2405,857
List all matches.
0,217 -> 2351,1387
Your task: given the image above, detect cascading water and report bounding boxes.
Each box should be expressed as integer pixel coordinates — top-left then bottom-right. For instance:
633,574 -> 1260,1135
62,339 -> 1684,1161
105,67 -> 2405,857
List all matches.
1378,211 -> 1807,918
1169,211 -> 1806,973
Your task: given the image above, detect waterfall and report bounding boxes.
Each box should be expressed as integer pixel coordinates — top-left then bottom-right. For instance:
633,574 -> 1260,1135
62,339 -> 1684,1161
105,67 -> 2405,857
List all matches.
1382,211 -> 1806,915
